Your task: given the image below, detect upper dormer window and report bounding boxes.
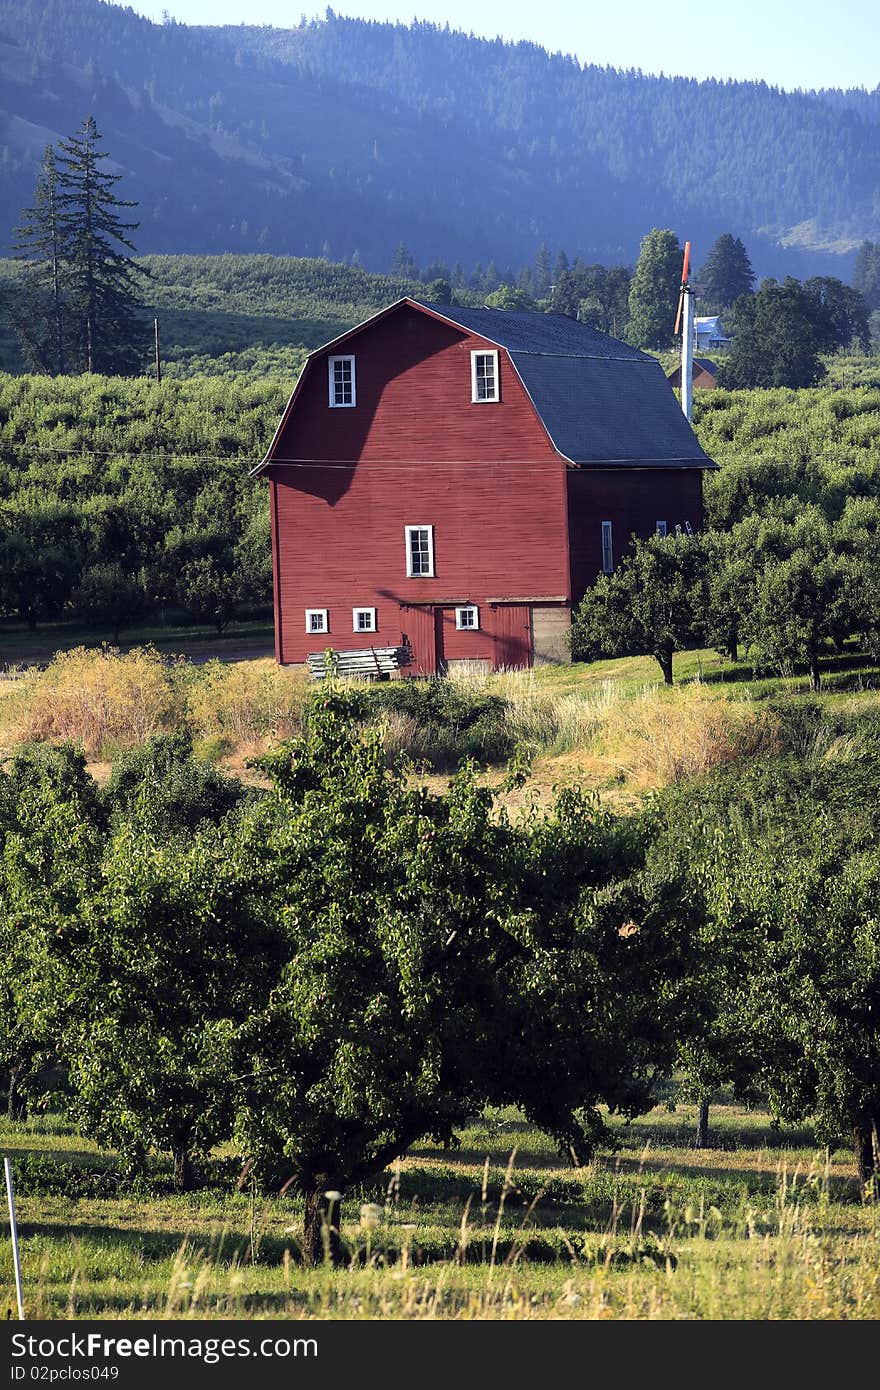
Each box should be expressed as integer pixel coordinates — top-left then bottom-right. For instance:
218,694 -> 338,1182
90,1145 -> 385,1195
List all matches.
471,350 -> 499,403
329,354 -> 356,407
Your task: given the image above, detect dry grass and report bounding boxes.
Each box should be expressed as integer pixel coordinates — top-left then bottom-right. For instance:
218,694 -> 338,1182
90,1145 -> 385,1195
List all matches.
185,658 -> 311,745
595,683 -> 783,788
0,646 -> 182,756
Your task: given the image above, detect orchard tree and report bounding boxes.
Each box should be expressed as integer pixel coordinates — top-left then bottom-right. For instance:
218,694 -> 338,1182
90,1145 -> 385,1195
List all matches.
74,561 -> 146,642
231,692 -> 699,1262
682,759 -> 880,1196
697,233 -> 754,309
570,532 -> 708,684
737,505 -> 851,691
627,229 -> 683,350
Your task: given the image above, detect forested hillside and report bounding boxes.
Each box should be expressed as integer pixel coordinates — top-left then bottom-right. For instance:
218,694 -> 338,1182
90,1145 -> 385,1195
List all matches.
0,0 -> 878,277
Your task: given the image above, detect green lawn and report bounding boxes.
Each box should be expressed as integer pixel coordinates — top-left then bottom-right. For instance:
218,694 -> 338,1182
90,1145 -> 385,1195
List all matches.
2,1103 -> 877,1320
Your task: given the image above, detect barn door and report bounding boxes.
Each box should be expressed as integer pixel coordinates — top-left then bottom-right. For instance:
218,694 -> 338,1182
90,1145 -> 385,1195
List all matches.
400,606 -> 438,676
492,605 -> 532,670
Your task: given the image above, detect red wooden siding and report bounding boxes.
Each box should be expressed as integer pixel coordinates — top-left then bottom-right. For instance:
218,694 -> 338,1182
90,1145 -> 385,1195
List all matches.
567,469 -> 705,608
270,303 -> 560,470
266,306 -> 570,668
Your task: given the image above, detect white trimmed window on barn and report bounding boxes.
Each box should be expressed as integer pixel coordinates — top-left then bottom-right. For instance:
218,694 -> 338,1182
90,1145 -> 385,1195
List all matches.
455,605 -> 479,630
601,521 -> 614,574
305,608 -> 328,634
471,350 -> 499,402
328,354 -> 356,407
353,607 -> 377,632
656,520 -> 667,536
405,525 -> 435,577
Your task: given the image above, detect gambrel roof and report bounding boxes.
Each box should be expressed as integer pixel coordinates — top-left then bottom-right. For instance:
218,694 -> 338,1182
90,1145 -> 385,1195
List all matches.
253,297 -> 715,474
416,301 -> 714,470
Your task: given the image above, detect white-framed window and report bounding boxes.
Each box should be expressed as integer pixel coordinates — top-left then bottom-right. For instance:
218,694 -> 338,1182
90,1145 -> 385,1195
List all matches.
656,520 -> 667,536
405,525 -> 435,577
684,520 -> 694,536
328,354 -> 356,407
601,521 -> 614,574
353,607 -> 377,632
305,608 -> 328,634
471,350 -> 499,403
455,605 -> 479,630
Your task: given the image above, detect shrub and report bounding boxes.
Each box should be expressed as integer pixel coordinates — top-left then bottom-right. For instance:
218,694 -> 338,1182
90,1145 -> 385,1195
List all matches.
104,730 -> 250,835
0,647 -> 183,755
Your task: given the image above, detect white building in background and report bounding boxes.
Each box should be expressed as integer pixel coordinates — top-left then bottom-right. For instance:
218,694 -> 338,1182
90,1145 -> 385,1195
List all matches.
694,315 -> 731,351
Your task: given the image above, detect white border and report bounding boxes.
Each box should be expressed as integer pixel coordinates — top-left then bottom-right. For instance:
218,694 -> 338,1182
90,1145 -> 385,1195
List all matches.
305,608 -> 329,633
352,607 -> 377,632
405,525 -> 435,578
455,605 -> 479,630
470,349 -> 499,403
328,354 -> 356,408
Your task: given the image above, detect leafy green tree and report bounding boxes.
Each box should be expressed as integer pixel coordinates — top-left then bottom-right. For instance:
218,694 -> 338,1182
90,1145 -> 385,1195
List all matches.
484,285 -> 537,311
626,229 -> 683,350
550,264 -> 631,337
0,498 -> 83,628
423,277 -> 452,304
697,233 -> 754,309
0,745 -> 105,1120
673,759 -> 880,1195
570,532 -> 708,684
55,116 -> 147,374
74,561 -> 146,642
232,692 -> 698,1261
803,276 -> 872,353
718,277 -> 834,389
104,731 -> 247,836
737,505 -> 851,691
835,497 -> 880,662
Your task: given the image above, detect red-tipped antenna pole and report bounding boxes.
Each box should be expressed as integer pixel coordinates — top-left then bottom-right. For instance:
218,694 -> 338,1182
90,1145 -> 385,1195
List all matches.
676,241 -> 694,422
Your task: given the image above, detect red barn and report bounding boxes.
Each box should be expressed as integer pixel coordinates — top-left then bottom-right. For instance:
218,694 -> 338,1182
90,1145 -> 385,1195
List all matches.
252,298 -> 715,673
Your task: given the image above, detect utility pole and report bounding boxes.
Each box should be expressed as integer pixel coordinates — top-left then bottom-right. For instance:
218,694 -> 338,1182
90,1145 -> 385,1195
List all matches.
154,316 -> 161,384
674,241 -> 694,422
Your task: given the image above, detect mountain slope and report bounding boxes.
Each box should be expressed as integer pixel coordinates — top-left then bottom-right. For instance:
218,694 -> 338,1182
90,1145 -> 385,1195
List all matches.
0,0 -> 877,276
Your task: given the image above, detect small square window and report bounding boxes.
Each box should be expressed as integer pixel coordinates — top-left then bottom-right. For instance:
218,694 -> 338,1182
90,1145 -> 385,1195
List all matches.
601,521 -> 614,574
328,354 -> 356,407
405,525 -> 435,577
656,520 -> 667,536
353,607 -> 377,632
455,605 -> 479,630
305,608 -> 328,634
471,350 -> 499,403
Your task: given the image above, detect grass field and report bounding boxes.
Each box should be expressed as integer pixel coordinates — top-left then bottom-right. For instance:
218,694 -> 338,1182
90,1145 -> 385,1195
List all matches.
2,1102 -> 877,1320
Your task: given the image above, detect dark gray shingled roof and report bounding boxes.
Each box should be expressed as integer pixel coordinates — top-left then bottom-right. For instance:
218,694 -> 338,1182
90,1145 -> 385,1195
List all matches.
415,300 -> 715,469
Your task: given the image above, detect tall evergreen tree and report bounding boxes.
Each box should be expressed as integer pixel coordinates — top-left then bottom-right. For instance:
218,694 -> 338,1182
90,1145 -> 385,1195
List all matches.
697,233 -> 755,309
55,116 -> 146,375
11,146 -> 68,374
626,228 -> 683,350
719,277 -> 833,389
852,240 -> 880,312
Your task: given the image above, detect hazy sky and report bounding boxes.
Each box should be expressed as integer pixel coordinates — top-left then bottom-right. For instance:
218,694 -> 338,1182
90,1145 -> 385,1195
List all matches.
125,0 -> 879,91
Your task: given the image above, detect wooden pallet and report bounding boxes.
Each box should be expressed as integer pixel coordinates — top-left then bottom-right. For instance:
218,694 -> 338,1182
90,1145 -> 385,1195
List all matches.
307,645 -> 412,679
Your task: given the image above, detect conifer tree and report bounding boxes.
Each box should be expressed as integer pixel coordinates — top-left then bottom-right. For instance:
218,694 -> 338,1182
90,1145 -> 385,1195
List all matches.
11,146 -> 68,374
55,116 -> 146,374
698,233 -> 755,309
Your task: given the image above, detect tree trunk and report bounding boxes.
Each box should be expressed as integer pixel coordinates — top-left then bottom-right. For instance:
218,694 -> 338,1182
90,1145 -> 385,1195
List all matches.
853,1122 -> 876,1200
695,1098 -> 711,1149
657,648 -> 674,686
6,1065 -> 26,1122
302,1188 -> 342,1266
809,640 -> 821,692
172,1147 -> 194,1192
726,631 -> 739,663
